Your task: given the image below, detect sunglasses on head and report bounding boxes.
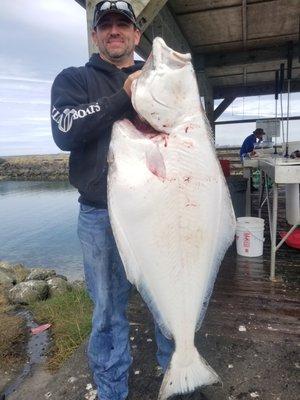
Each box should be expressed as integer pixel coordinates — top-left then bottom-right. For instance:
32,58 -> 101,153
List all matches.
94,1 -> 137,27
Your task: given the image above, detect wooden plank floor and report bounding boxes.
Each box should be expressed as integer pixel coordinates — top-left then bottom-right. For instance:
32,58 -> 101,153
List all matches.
128,189 -> 300,400
208,187 -> 299,343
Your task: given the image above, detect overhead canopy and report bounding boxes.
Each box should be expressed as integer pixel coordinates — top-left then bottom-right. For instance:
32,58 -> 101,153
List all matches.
75,0 -> 300,99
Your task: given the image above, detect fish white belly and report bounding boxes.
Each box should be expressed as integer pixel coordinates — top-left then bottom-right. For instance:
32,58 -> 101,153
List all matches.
109,120 -> 229,338
107,37 -> 236,399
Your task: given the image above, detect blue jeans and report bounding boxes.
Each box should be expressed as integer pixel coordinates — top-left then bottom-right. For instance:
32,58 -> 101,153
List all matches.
78,205 -> 174,400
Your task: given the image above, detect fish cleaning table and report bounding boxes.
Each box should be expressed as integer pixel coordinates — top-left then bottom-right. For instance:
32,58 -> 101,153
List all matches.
257,157 -> 300,281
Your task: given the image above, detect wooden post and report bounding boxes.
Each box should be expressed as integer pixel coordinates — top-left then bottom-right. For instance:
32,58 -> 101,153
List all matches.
204,88 -> 215,137
196,56 -> 215,137
85,0 -> 99,56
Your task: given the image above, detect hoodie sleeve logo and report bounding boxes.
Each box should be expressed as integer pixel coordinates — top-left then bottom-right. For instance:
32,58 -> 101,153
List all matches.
51,103 -> 101,133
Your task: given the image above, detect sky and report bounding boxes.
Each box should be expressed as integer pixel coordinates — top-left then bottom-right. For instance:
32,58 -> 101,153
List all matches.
0,0 -> 88,156
0,0 -> 299,156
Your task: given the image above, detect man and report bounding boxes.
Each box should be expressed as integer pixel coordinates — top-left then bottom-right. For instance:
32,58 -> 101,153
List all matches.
240,128 -> 264,159
51,2 -> 174,399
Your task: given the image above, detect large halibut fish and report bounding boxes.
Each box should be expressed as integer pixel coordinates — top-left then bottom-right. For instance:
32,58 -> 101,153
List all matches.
107,37 -> 236,399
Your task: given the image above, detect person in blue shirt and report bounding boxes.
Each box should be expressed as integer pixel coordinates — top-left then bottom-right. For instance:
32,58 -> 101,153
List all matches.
240,128 -> 264,159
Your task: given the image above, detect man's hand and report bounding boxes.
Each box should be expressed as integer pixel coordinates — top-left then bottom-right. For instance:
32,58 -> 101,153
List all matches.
249,150 -> 256,156
123,71 -> 142,98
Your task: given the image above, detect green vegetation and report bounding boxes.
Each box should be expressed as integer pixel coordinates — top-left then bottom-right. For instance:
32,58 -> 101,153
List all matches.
0,289 -> 27,369
30,288 -> 93,370
0,287 -> 93,372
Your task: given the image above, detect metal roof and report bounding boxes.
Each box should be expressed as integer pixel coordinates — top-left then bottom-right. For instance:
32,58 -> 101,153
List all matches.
74,0 -> 300,101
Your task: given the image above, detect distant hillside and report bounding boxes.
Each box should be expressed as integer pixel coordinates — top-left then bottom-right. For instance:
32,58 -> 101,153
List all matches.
0,154 -> 69,181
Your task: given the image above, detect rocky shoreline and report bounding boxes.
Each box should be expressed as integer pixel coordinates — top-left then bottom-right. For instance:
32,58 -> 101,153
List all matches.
0,261 -> 85,305
0,261 -> 87,398
0,154 -> 69,181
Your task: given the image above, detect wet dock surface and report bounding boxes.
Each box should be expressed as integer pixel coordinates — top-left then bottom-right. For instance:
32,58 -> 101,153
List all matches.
127,190 -> 299,399
3,310 -> 50,398
6,191 -> 300,400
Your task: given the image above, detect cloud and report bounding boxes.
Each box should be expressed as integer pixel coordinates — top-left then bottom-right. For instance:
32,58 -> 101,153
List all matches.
0,0 -> 91,155
0,76 -> 52,84
0,0 -> 88,80
217,93 -> 300,121
1,0 -> 87,37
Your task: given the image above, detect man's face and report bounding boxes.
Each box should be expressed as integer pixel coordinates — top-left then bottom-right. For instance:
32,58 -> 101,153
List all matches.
92,13 -> 141,64
257,132 -> 264,140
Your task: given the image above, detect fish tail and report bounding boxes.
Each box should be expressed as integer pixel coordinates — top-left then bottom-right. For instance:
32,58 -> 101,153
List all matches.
158,346 -> 220,400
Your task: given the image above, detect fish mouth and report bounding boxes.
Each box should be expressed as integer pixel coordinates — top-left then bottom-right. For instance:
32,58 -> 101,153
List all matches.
132,114 -> 167,137
152,37 -> 191,69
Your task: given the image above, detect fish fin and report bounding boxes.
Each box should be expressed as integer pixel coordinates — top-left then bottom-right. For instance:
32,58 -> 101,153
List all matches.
108,207 -> 142,285
136,281 -> 172,340
196,175 -> 236,331
145,145 -> 166,180
158,347 -> 220,400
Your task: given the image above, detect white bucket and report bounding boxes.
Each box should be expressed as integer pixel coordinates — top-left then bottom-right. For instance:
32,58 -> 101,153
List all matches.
236,217 -> 265,257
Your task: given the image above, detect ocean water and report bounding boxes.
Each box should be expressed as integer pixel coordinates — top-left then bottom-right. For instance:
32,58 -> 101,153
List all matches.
0,181 -> 84,280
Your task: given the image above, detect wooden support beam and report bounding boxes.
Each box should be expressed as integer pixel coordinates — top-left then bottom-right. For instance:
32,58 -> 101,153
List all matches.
204,91 -> 215,137
201,74 -> 214,135
138,4 -> 191,55
74,0 -> 85,7
135,0 -> 168,32
175,0 -> 276,16
214,97 -> 235,121
194,44 -> 299,70
85,0 -> 99,55
136,35 -> 152,59
242,0 -> 247,49
213,80 -> 300,99
196,55 -> 215,135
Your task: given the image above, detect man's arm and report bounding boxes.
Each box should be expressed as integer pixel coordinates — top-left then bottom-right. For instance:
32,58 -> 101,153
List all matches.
240,135 -> 255,158
51,67 -> 132,151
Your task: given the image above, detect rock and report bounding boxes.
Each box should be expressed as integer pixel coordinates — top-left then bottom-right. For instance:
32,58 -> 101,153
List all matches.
0,261 -> 12,269
47,274 -> 68,282
71,280 -> 86,291
9,280 -> 49,304
14,265 -> 30,283
0,284 -> 11,308
0,262 -> 29,283
47,277 -> 72,297
0,268 -> 16,286
26,268 -> 56,281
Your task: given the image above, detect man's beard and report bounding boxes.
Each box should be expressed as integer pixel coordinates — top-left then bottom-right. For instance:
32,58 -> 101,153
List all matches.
107,49 -> 126,59
105,43 -> 134,60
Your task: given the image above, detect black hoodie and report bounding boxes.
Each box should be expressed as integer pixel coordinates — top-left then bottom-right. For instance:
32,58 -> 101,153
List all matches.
51,53 -> 144,208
